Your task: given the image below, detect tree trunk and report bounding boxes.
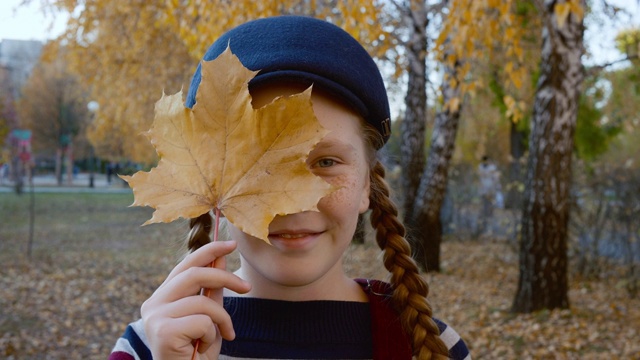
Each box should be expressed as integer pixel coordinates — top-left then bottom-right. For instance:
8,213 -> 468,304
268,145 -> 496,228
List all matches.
505,121 -> 526,209
399,2 -> 428,222
408,55 -> 462,272
66,142 -> 74,185
512,0 -> 584,313
56,147 -> 63,185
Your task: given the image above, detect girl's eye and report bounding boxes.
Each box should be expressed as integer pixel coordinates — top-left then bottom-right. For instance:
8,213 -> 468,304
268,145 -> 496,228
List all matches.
316,158 -> 336,168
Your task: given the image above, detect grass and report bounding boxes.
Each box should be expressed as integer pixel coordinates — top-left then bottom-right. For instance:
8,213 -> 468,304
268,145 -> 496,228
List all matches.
2,192 -> 168,254
0,192 -> 185,359
0,192 -> 638,359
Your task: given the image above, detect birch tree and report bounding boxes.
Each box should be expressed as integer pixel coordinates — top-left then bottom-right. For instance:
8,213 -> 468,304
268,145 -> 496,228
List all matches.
407,50 -> 462,272
512,0 -> 585,312
401,0 -> 528,271
399,1 -> 429,223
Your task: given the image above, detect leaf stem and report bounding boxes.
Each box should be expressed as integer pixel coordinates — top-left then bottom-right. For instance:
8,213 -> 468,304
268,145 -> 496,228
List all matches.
191,208 -> 221,360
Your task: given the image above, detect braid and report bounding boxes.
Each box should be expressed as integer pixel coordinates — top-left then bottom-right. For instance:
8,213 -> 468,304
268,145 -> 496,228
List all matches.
369,160 -> 450,359
187,212 -> 213,252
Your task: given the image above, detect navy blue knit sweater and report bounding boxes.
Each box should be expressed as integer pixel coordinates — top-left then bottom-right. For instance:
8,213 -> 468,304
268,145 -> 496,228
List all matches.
109,280 -> 471,359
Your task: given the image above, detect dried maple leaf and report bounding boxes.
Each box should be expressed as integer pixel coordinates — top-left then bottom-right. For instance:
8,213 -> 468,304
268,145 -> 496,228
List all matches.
121,47 -> 333,242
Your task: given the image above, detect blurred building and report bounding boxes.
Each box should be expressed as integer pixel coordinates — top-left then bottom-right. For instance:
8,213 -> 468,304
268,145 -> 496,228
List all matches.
0,39 -> 43,98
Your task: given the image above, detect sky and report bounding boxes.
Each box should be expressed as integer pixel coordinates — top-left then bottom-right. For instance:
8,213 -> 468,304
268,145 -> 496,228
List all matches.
584,0 -> 640,66
0,1 -> 68,42
0,0 -> 639,65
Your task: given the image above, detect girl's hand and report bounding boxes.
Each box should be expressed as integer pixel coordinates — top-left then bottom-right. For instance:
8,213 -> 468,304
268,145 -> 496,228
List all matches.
140,240 -> 251,360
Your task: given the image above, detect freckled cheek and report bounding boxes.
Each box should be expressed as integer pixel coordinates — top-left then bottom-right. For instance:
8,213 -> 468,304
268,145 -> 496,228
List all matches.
318,174 -> 363,213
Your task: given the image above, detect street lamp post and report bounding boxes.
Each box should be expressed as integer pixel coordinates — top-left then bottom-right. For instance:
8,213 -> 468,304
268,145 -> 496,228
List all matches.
87,101 -> 99,188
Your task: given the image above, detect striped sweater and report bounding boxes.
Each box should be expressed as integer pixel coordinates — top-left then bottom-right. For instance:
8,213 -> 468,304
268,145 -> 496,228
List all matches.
110,280 -> 471,360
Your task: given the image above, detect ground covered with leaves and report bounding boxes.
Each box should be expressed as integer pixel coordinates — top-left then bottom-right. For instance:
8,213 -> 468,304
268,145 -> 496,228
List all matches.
0,192 -> 638,359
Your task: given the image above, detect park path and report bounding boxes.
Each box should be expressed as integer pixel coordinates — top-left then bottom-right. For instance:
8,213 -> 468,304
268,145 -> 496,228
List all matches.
0,172 -> 131,194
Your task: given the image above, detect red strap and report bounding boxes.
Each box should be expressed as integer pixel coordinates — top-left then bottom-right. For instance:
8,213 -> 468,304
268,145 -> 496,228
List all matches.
355,279 -> 413,360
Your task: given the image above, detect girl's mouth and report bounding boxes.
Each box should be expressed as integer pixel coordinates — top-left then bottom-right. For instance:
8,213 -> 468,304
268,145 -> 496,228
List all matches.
276,233 -> 312,239
267,231 -> 322,250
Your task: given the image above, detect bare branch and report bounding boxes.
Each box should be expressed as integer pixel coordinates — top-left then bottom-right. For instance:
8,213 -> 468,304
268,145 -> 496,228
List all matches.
586,54 -> 639,77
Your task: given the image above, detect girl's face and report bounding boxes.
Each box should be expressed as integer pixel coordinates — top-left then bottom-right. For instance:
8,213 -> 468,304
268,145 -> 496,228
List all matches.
227,83 -> 371,300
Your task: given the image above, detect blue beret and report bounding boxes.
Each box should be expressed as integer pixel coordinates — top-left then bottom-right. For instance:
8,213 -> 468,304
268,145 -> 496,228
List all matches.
185,16 -> 391,146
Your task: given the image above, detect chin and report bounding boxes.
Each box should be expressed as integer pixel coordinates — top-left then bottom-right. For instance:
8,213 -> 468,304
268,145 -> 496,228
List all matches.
265,258 -> 330,286
241,253 -> 343,294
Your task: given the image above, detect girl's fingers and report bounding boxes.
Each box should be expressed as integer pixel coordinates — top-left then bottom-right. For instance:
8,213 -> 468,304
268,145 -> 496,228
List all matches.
159,241 -> 238,288
148,295 -> 236,340
210,255 -> 226,303
140,239 -> 251,359
146,266 -> 250,306
145,314 -> 219,355
192,319 -> 220,354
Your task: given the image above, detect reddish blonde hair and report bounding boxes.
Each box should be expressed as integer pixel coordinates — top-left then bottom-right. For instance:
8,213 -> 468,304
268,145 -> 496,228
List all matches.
362,127 -> 449,359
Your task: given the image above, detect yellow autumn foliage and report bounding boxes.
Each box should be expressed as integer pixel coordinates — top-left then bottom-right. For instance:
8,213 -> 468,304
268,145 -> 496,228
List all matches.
35,0 -> 569,164
39,0 -> 396,163
161,0 -> 396,63
43,0 -> 194,163
434,0 -> 561,125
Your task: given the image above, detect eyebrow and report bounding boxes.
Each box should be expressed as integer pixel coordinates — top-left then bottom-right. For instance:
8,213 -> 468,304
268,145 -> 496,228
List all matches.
312,138 -> 357,153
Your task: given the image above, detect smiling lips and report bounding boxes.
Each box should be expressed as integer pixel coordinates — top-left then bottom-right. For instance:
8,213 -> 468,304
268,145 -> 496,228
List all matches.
268,230 -> 322,248
276,233 -> 308,239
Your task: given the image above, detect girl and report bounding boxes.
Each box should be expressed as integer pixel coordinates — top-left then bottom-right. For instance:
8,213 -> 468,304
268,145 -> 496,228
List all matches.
110,16 -> 470,360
